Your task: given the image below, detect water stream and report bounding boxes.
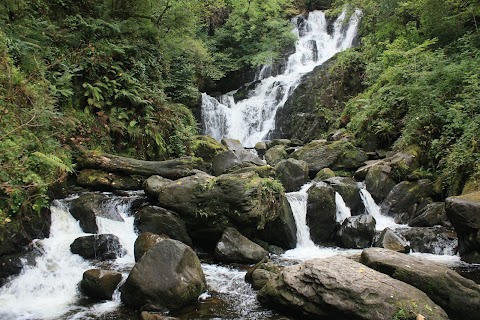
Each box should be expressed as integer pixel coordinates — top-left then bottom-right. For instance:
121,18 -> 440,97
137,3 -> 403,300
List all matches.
201,9 -> 362,147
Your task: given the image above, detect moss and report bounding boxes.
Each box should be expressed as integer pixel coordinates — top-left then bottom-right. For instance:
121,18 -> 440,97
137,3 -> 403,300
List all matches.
190,136 -> 227,162
315,168 -> 336,180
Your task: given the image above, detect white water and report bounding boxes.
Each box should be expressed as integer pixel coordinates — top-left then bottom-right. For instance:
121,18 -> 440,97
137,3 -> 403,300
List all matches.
202,9 -> 362,147
335,192 -> 351,224
0,195 -> 138,320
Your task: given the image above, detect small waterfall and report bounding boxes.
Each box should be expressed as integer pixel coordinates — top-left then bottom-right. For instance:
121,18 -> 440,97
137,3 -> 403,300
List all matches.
0,194 -> 139,320
201,9 -> 362,147
286,183 -> 315,248
335,192 -> 351,224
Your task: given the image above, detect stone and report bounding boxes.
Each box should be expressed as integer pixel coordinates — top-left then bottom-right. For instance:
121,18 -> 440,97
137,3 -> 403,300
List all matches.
143,176 -> 173,200
211,150 -> 265,176
306,182 -> 337,244
396,227 -> 457,255
80,269 -> 122,300
380,180 -> 433,224
361,247 -> 480,320
265,139 -> 292,149
140,311 -> 179,320
214,228 -> 268,264
134,232 -> 168,262
374,227 -> 410,253
264,145 -> 288,167
69,193 -> 124,233
70,234 -> 125,260
121,239 -> 206,311
221,138 -> 244,151
325,177 -> 365,215
445,192 -> 480,263
135,206 -> 191,246
245,259 -> 282,290
336,215 -> 376,249
410,202 -> 450,227
365,164 -> 396,203
291,140 -> 367,177
258,256 -> 448,319
190,135 -> 227,163
314,168 -> 336,181
77,169 -> 144,191
254,141 -> 267,157
274,159 -> 309,192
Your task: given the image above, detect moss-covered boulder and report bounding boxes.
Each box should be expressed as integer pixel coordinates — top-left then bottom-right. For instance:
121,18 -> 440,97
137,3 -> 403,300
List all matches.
258,256 -> 448,319
143,176 -> 173,200
211,150 -> 265,176
445,192 -> 480,263
325,177 -> 364,215
306,182 -> 337,244
245,259 -> 282,290
365,164 -> 397,203
191,135 -> 227,163
274,159 -> 309,192
264,145 -> 288,167
291,140 -> 367,177
314,168 -> 336,181
361,248 -> 480,320
77,169 -> 144,191
147,171 -> 296,249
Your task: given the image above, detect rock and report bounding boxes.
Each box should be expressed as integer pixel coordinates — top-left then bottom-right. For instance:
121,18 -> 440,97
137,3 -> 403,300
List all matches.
245,259 -> 282,290
149,171 -> 296,249
264,145 -> 288,167
265,139 -> 293,149
373,228 -> 410,253
77,169 -> 144,191
69,193 -> 124,233
365,164 -> 396,202
0,250 -> 41,285
445,192 -> 480,263
306,182 -> 337,244
336,215 -> 376,249
254,142 -> 267,157
80,269 -> 122,300
267,245 -> 285,255
140,311 -> 179,320
143,176 -> 173,200
314,168 -> 335,181
190,135 -> 227,163
134,232 -> 168,262
361,247 -> 480,320
291,140 -> 367,177
397,227 -> 457,255
410,202 -> 450,227
70,234 -> 125,260
258,256 -> 448,320
221,138 -> 244,151
214,228 -> 268,264
274,159 -> 309,192
135,206 -> 191,246
121,239 -> 206,311
325,177 -> 364,215
380,180 -> 433,224
228,165 -> 276,178
211,150 -> 265,176
387,149 -> 419,180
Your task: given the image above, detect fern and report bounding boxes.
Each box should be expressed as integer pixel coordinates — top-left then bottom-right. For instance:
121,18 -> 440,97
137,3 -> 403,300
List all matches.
33,152 -> 73,173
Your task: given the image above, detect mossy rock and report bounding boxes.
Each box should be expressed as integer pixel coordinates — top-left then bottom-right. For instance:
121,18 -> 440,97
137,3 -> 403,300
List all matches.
191,135 -> 227,163
314,168 -> 336,181
77,169 -> 144,191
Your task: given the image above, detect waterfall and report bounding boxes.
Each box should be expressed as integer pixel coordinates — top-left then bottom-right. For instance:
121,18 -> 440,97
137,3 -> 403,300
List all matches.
201,9 -> 362,147
286,183 -> 315,248
0,194 -> 139,320
335,192 -> 351,224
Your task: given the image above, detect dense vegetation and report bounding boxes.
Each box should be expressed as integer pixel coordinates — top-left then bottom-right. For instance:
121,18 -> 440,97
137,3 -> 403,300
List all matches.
329,0 -> 480,195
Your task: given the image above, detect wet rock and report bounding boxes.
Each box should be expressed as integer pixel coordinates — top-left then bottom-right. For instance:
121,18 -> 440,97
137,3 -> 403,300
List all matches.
0,249 -> 41,285
397,227 -> 457,255
274,159 -> 308,192
258,256 -> 448,319
410,202 -> 450,227
365,164 -> 396,203
361,247 -> 480,320
380,180 -> 433,224
246,259 -> 282,290
267,245 -> 285,255
135,206 -> 191,246
134,232 -> 168,262
70,234 -> 125,260
140,311 -> 179,320
445,192 -> 480,263
265,145 -> 288,167
221,138 -> 244,151
69,193 -> 124,233
373,228 -> 410,253
121,239 -> 206,311
306,182 -> 337,244
214,228 -> 268,264
291,140 -> 367,177
336,215 -> 376,249
80,269 -> 122,300
325,177 -> 364,215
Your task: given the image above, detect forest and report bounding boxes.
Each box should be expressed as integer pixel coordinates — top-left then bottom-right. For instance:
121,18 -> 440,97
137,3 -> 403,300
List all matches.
0,0 -> 479,248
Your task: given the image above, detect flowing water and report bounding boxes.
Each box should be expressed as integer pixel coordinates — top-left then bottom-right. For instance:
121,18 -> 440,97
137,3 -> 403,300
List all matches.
201,9 -> 362,147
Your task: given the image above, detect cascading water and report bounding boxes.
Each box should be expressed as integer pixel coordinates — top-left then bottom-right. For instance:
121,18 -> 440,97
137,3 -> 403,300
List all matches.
201,9 -> 362,147
335,192 -> 351,224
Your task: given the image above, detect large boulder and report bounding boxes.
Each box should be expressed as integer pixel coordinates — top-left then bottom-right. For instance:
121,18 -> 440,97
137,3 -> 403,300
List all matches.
70,234 -> 125,260
325,177 -> 364,215
373,228 -> 410,253
380,180 -> 433,224
361,247 -> 480,320
214,227 -> 268,264
245,259 -> 282,290
264,145 -> 288,167
135,206 -> 191,246
148,171 -> 296,249
68,193 -> 124,233
77,169 -> 143,191
306,182 -> 337,244
445,192 -> 480,263
80,269 -> 123,300
291,140 -> 367,177
258,256 -> 448,319
190,135 -> 227,163
221,138 -> 244,151
336,215 -> 376,249
134,232 -> 168,262
121,239 -> 206,311
211,150 -> 265,176
274,159 -> 309,192
364,164 -> 397,203
143,176 -> 173,200
397,227 -> 457,255
410,202 -> 450,227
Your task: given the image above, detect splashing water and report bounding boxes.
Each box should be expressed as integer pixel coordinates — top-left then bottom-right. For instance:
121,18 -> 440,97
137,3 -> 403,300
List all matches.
335,192 -> 351,224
